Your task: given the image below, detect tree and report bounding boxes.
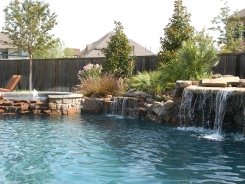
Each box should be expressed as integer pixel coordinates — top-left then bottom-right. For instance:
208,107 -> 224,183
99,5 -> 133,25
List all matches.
3,0 -> 57,90
209,0 -> 244,53
102,21 -> 135,78
33,39 -> 75,59
158,0 -> 194,63
33,39 -> 63,59
63,48 -> 75,58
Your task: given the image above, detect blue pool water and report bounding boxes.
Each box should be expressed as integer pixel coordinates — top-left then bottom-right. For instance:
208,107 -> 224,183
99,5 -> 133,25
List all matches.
0,114 -> 244,184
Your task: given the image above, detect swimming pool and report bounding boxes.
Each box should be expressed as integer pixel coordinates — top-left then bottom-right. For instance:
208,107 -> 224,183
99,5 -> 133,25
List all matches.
0,114 -> 244,183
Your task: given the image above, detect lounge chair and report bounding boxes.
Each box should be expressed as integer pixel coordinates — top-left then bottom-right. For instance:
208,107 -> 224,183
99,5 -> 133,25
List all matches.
0,75 -> 21,92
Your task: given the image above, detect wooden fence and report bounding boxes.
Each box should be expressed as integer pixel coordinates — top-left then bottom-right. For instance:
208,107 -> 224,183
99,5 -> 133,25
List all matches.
0,56 -> 157,92
213,53 -> 245,78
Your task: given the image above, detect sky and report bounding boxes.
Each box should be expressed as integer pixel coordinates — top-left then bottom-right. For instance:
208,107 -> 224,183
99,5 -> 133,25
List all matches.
0,0 -> 244,54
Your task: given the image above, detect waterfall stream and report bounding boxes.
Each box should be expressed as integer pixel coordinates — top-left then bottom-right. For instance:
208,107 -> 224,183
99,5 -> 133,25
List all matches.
110,97 -> 139,118
32,89 -> 39,99
179,87 -> 236,135
214,90 -> 231,134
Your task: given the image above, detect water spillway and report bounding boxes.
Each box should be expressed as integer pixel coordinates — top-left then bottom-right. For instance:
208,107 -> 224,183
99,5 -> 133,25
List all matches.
110,97 -> 139,118
179,86 -> 245,133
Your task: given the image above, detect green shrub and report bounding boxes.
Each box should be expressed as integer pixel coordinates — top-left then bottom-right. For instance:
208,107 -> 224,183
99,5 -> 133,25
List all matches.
158,31 -> 218,90
178,31 -> 218,80
158,60 -> 183,90
128,71 -> 162,95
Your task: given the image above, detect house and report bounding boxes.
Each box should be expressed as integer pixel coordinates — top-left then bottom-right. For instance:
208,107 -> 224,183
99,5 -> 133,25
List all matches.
236,8 -> 245,22
80,32 -> 155,58
0,32 -> 28,59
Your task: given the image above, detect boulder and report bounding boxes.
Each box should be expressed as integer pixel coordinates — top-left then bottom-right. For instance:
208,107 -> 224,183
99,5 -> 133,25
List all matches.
201,76 -> 240,87
222,76 -> 240,86
173,88 -> 184,97
145,97 -> 155,104
124,90 -> 153,99
238,79 -> 245,87
201,79 -> 227,87
82,98 -> 103,113
152,102 -> 164,116
175,80 -> 192,89
163,100 -> 175,111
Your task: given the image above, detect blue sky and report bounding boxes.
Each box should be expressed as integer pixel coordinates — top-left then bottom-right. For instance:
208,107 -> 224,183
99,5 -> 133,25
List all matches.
0,0 -> 244,53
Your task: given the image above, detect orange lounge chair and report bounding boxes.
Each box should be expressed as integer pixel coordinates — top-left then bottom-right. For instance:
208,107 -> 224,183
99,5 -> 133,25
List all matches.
0,75 -> 21,92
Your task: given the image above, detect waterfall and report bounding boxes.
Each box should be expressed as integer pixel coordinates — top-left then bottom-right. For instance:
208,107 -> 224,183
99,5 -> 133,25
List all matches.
110,97 -> 139,118
180,88 -> 214,128
214,90 -> 231,134
179,87 -> 233,134
32,89 -> 39,99
111,97 -> 127,116
179,88 -> 194,125
121,97 -> 127,117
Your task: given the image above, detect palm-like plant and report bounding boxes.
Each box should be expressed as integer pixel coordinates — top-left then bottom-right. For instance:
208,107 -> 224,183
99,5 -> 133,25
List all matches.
179,31 -> 218,80
158,30 -> 218,91
128,71 -> 162,95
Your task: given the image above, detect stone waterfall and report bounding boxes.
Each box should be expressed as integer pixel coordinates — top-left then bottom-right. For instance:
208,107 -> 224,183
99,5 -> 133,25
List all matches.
81,77 -> 245,134
179,86 -> 245,133
110,97 -> 139,118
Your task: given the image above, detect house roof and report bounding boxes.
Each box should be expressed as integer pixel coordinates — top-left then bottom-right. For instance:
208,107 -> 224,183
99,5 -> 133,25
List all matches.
230,8 -> 245,20
236,8 -> 245,18
80,31 -> 155,58
0,32 -> 16,49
